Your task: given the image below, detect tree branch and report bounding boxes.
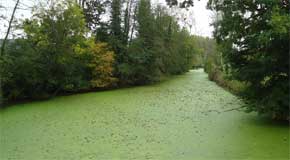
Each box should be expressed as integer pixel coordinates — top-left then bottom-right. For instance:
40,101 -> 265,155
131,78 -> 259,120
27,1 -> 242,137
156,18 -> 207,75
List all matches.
0,0 -> 20,56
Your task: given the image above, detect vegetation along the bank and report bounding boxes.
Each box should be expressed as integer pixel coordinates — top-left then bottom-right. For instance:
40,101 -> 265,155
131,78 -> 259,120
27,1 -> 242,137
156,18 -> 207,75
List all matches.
0,0 -> 289,120
0,0 -> 195,103
166,0 -> 289,120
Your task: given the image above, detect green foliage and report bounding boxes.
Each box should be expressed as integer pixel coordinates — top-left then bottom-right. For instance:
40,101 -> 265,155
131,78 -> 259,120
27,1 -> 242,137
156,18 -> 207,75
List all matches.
107,0 -> 132,80
85,40 -> 117,88
191,36 -> 220,72
208,0 -> 289,119
109,0 -> 124,55
118,3 -> 194,85
23,1 -> 89,93
1,39 -> 44,100
1,1 -> 117,102
126,0 -> 160,84
82,0 -> 110,31
1,0 -> 197,103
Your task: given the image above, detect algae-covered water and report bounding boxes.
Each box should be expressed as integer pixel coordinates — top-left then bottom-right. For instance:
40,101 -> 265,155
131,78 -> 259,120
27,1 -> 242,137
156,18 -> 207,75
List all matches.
0,70 -> 289,160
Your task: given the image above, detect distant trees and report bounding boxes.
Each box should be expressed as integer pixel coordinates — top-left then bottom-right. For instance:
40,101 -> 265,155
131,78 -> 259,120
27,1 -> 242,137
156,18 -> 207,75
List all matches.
193,36 -> 217,69
208,0 -> 289,119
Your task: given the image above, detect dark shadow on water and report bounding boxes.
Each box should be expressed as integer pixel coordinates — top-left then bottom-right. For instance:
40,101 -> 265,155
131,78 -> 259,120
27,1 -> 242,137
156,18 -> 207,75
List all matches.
245,114 -> 289,128
0,72 -> 187,109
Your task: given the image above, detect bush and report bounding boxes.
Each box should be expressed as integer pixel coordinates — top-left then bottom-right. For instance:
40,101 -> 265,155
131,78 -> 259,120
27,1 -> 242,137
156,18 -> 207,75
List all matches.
208,0 -> 289,120
0,2 -> 117,103
85,41 -> 117,88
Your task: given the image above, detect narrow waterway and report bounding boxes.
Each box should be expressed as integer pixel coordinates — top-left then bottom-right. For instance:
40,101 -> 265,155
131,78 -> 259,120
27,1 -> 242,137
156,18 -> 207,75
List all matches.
0,69 -> 289,160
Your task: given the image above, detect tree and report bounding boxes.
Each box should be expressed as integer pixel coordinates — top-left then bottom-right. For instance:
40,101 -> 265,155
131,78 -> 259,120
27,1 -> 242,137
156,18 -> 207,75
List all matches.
0,0 -> 20,56
131,0 -> 160,82
1,0 -> 197,103
85,40 -> 117,88
82,0 -> 110,32
165,0 -> 195,8
1,1 -> 118,102
0,0 -> 20,105
208,0 -> 290,119
1,1 -> 90,101
123,0 -> 133,45
109,0 -> 124,55
117,0 -> 160,84
120,2 -> 195,84
136,0 -> 154,46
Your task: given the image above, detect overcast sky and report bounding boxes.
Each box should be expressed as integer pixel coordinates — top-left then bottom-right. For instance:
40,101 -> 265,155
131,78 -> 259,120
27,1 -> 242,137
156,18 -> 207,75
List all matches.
0,0 -> 214,38
188,0 -> 214,37
154,0 -> 214,37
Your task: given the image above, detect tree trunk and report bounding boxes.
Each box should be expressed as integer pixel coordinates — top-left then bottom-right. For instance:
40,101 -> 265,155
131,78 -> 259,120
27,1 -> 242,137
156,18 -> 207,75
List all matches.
0,0 -> 20,56
0,0 -> 19,106
129,4 -> 137,44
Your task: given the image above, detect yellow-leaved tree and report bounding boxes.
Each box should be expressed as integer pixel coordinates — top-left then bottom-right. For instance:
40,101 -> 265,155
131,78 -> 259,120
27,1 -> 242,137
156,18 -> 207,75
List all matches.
86,40 -> 118,88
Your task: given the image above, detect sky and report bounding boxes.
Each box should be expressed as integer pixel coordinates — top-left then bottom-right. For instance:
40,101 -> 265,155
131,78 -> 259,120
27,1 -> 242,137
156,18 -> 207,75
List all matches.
187,0 -> 214,37
153,0 -> 214,37
0,0 -> 214,38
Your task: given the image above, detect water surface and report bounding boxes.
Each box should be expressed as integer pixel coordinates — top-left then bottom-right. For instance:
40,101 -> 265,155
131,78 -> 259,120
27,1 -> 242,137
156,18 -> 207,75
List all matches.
0,69 -> 289,160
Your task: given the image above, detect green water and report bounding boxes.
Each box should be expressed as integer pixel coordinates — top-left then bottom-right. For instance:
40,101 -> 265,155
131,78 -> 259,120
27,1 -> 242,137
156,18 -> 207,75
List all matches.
0,70 -> 289,160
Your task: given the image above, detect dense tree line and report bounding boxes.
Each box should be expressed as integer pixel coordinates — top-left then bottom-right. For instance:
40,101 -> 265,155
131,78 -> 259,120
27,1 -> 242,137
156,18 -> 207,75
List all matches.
0,0 -> 195,103
169,0 -> 289,120
207,0 -> 289,119
1,2 -> 116,101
